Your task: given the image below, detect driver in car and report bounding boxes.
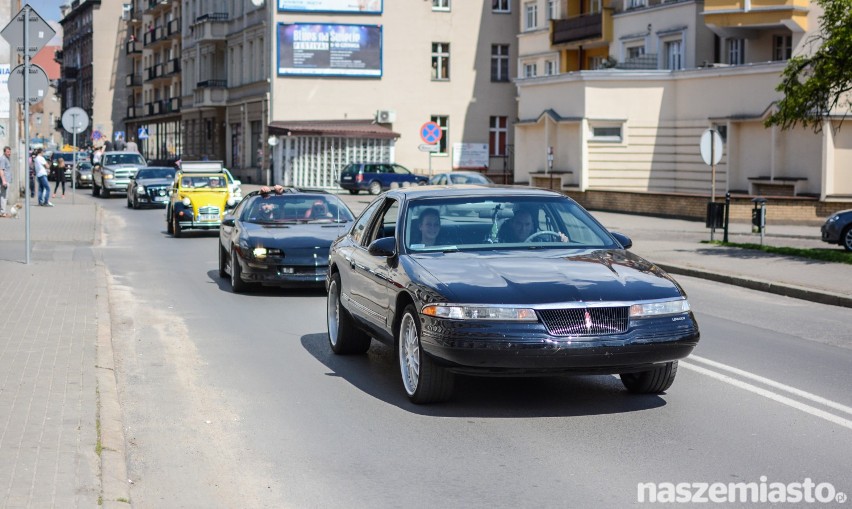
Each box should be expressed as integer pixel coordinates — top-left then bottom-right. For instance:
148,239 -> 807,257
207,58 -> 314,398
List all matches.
499,207 -> 568,243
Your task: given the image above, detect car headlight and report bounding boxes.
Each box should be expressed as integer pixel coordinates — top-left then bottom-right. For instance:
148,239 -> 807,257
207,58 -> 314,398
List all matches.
182,197 -> 191,207
252,247 -> 268,259
103,173 -> 113,179
227,197 -> 235,207
136,186 -> 146,194
629,299 -> 690,318
421,304 -> 538,321
827,215 -> 840,223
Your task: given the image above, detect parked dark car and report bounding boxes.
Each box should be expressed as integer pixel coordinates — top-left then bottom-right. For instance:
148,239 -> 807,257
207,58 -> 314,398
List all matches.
428,171 -> 493,186
126,167 -> 177,209
219,189 -> 356,292
339,162 -> 428,195
74,161 -> 94,188
326,186 -> 700,403
820,209 -> 852,251
49,151 -> 89,181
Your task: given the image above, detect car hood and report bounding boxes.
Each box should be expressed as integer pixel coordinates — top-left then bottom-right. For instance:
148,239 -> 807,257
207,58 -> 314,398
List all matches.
136,177 -> 173,186
407,249 -> 685,305
242,222 -> 351,248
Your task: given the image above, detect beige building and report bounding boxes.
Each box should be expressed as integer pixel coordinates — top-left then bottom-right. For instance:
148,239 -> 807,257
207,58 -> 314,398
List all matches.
269,1 -> 520,188
515,0 -> 852,213
59,0 -> 128,148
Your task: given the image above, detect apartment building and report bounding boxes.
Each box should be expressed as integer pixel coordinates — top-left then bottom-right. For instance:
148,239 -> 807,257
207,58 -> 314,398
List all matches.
59,0 -> 128,148
269,1 -> 520,187
123,0 -> 183,163
515,0 -> 852,211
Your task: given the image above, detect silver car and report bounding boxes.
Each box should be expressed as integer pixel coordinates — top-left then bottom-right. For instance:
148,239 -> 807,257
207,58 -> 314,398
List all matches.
92,151 -> 147,197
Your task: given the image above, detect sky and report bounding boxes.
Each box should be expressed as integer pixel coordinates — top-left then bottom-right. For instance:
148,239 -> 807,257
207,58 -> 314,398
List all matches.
20,0 -> 65,44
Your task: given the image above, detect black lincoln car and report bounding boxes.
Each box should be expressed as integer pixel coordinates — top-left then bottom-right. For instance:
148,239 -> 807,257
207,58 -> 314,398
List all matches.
126,167 -> 177,209
326,186 -> 700,403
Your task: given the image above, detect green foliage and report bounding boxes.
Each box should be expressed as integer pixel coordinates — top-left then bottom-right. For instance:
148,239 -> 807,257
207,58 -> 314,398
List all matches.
765,0 -> 852,132
706,240 -> 852,264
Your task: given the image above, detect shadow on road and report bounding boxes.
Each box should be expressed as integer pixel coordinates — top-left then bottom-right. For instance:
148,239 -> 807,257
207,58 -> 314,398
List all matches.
300,332 -> 667,417
206,269 -> 326,297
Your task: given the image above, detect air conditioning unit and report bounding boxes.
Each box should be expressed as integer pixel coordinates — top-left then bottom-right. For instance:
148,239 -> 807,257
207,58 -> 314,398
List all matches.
376,110 -> 396,123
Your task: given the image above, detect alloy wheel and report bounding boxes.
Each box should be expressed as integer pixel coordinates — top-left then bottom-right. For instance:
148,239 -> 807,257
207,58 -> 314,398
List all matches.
399,313 -> 420,395
327,279 -> 341,348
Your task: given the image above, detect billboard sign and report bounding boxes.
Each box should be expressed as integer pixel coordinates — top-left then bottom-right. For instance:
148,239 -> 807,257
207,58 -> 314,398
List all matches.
452,143 -> 489,170
278,0 -> 382,14
278,23 -> 382,77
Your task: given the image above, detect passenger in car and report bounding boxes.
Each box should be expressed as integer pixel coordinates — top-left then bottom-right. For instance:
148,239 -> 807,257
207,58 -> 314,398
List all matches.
304,199 -> 332,219
415,208 -> 442,246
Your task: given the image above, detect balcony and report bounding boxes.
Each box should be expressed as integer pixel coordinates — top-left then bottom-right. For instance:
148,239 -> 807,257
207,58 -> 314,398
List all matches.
194,81 -> 228,108
125,40 -> 142,55
146,0 -> 173,14
191,13 -> 228,42
702,0 -> 809,32
143,26 -> 166,47
166,18 -> 181,38
63,66 -> 80,80
551,10 -> 613,47
146,63 -> 164,81
126,73 -> 143,87
165,96 -> 181,113
164,58 -> 181,76
127,105 -> 139,119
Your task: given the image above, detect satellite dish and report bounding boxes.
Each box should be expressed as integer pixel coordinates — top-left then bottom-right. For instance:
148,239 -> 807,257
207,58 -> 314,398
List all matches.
251,0 -> 264,6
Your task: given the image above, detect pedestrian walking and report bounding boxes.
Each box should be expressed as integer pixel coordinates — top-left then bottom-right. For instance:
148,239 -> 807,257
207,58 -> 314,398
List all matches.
114,135 -> 126,151
52,157 -> 67,198
29,152 -> 36,198
126,137 -> 139,153
34,149 -> 52,207
0,146 -> 12,217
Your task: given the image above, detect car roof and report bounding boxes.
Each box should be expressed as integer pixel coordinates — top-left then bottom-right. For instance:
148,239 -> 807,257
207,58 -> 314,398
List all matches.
381,185 -> 565,199
103,151 -> 144,155
139,166 -> 176,171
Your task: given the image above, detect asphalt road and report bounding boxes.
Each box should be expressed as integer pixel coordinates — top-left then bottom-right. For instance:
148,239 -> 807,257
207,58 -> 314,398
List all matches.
95,193 -> 852,508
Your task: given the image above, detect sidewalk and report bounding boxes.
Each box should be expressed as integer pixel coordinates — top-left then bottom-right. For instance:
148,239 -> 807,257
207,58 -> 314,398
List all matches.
0,191 -> 849,508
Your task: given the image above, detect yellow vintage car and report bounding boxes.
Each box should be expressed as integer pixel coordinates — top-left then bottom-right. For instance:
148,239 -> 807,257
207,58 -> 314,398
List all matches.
166,162 -> 236,237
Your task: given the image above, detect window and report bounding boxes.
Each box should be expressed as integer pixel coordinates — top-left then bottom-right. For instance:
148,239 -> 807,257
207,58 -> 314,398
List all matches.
250,120 -> 261,167
489,116 -> 508,157
432,0 -> 450,10
589,56 -> 604,69
590,125 -> 623,142
727,38 -> 745,65
491,44 -> 510,82
524,2 -> 538,30
773,35 -> 792,61
431,43 -> 450,80
523,62 -> 537,78
626,0 -> 646,8
589,0 -> 602,13
351,200 -> 383,246
627,45 -> 645,60
492,0 -> 511,12
430,115 -> 449,154
546,0 -> 558,20
544,60 -> 556,75
664,40 -> 683,70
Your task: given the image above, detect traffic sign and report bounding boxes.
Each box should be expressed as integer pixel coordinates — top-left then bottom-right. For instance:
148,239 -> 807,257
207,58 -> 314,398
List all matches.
420,122 -> 442,144
7,64 -> 49,104
138,127 -> 149,140
0,6 -> 56,58
418,144 -> 440,152
62,107 -> 89,134
700,129 -> 724,166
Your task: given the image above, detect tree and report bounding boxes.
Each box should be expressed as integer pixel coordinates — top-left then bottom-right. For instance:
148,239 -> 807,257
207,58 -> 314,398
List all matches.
765,0 -> 852,133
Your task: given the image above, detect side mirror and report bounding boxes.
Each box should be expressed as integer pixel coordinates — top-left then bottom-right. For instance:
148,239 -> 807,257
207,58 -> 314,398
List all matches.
368,236 -> 396,257
611,232 -> 633,250
222,217 -> 235,227
233,180 -> 241,186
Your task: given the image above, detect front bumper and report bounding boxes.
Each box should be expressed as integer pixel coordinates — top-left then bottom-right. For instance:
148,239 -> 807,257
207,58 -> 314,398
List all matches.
177,219 -> 221,230
236,256 -> 328,287
419,314 -> 700,375
820,222 -> 841,244
103,179 -> 130,191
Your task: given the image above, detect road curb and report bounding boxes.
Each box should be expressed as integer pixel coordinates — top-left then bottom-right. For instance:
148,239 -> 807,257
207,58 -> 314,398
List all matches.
93,204 -> 132,507
658,262 -> 852,309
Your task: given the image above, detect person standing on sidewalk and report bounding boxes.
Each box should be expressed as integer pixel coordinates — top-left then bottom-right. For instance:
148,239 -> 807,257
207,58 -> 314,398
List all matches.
34,149 -> 53,207
125,137 -> 139,153
52,158 -> 67,198
29,151 -> 36,198
0,146 -> 11,217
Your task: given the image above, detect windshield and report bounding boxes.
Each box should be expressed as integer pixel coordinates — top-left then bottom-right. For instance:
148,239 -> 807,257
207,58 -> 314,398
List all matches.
404,196 -> 618,252
103,153 -> 146,166
136,168 -> 176,180
240,194 -> 355,224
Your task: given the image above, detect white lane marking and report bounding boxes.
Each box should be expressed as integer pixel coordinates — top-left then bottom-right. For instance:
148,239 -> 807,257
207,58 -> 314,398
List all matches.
680,361 -> 852,432
690,355 -> 852,417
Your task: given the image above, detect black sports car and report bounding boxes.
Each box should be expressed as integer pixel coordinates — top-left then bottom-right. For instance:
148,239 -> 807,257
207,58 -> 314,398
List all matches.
326,186 -> 700,403
219,189 -> 356,292
127,167 -> 177,209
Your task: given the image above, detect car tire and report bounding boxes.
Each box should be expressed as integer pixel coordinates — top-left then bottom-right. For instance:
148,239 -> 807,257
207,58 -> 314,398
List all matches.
172,215 -> 182,238
326,273 -> 371,354
620,361 -> 678,394
348,190 -> 359,195
398,304 -> 454,404
218,244 -> 227,278
842,225 -> 852,252
369,180 -> 382,195
166,210 -> 174,234
230,247 -> 248,293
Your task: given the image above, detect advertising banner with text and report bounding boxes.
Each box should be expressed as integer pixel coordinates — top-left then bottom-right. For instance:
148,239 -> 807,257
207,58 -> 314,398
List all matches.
278,23 -> 382,77
278,0 -> 382,14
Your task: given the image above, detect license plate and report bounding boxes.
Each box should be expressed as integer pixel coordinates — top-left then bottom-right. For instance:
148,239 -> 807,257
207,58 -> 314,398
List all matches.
154,196 -> 167,202
279,267 -> 294,274
342,176 -> 352,181
199,214 -> 218,221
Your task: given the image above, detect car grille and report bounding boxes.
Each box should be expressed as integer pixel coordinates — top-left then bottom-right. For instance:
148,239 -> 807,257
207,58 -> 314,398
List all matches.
538,307 -> 630,336
114,169 -> 136,179
198,206 -> 220,216
146,186 -> 169,199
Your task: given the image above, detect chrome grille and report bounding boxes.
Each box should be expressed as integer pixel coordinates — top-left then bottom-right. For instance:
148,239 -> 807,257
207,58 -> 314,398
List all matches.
198,206 -> 220,215
114,169 -> 135,179
538,307 -> 629,336
146,186 -> 169,199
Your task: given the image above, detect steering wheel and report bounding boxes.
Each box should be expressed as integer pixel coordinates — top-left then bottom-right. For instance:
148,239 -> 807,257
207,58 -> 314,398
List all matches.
525,230 -> 563,242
